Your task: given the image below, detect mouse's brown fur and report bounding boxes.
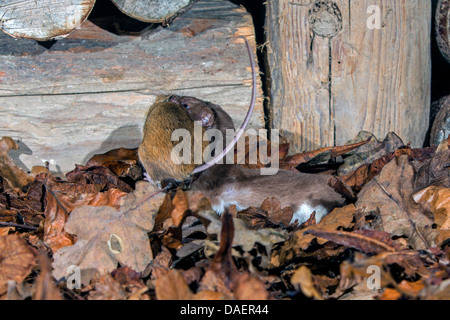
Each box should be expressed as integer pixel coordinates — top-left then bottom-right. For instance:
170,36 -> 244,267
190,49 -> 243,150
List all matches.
138,100 -> 208,184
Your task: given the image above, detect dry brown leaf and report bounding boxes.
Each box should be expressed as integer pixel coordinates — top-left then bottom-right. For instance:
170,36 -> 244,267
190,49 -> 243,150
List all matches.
260,197 -> 293,226
294,205 -> 356,250
291,266 -> 323,300
32,254 -> 62,300
85,148 -> 139,168
52,182 -> 165,285
0,137 -> 34,191
0,235 -> 37,295
87,274 -> 128,300
201,210 -> 287,256
337,131 -> 405,176
304,229 -> 398,254
155,269 -> 224,300
414,186 -> 450,246
280,138 -> 370,169
379,288 -> 402,300
232,272 -> 271,300
171,188 -> 189,227
0,227 -> 14,236
413,138 -> 450,191
356,156 -> 438,250
43,180 -> 128,252
199,211 -> 270,300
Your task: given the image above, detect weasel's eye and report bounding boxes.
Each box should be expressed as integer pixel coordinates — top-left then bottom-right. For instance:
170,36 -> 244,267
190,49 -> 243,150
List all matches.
182,104 -> 189,109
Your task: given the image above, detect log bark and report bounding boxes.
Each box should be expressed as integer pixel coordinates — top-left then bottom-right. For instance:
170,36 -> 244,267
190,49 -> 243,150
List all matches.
436,0 -> 450,63
0,0 -> 96,41
0,0 -> 263,173
430,96 -> 450,146
266,0 -> 432,152
110,0 -> 197,23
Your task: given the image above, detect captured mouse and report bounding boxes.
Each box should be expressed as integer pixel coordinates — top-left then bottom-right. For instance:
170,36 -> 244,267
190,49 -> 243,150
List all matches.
138,38 -> 345,224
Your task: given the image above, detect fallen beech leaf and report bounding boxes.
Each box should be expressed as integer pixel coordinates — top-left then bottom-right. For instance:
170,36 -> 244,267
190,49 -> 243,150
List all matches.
413,138 -> 450,191
155,269 -> 225,300
88,267 -> 149,300
356,156 -> 438,250
232,272 -> 270,300
87,274 -> 128,300
293,205 -> 355,250
200,210 -> 287,256
171,188 -> 190,227
66,165 -> 133,193
414,186 -> 450,246
0,137 -> 34,191
0,235 -> 37,295
260,197 -> 293,226
85,148 -> 139,168
379,288 -> 402,300
199,211 -> 270,300
43,188 -> 75,252
52,182 -> 165,285
33,254 -> 62,300
338,132 -> 404,176
280,138 -> 370,169
291,266 -> 323,300
0,227 -> 14,236
151,246 -> 173,280
304,229 -> 397,254
43,175 -> 128,252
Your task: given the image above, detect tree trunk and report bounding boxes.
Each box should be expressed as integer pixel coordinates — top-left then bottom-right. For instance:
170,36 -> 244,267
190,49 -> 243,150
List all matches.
266,0 -> 432,152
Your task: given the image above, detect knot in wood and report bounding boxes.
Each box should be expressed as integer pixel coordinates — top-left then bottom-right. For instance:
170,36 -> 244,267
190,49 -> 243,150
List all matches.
308,1 -> 342,38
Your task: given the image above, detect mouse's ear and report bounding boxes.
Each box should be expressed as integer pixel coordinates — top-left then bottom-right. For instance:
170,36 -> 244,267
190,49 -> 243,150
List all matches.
155,95 -> 172,103
201,112 -> 214,127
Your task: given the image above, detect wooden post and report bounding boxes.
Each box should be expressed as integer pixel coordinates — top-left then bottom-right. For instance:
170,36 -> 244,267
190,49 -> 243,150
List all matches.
266,0 -> 432,152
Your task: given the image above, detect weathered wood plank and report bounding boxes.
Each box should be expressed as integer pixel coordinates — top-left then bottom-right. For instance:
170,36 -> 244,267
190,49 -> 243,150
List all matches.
111,0 -> 196,23
0,0 -> 96,41
0,0 -> 263,173
266,0 -> 431,152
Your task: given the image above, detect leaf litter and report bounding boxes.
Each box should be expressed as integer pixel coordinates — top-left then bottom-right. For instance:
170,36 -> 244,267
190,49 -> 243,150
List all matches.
0,132 -> 448,300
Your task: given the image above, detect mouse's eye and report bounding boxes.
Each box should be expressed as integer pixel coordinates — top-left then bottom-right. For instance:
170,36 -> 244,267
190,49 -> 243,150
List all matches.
182,104 -> 189,109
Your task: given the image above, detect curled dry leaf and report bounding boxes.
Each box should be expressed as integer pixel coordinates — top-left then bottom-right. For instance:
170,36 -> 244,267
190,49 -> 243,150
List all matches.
0,137 -> 34,192
413,138 -> 450,191
414,186 -> 450,246
291,266 -> 323,300
52,182 -> 165,285
42,173 -> 128,252
356,156 -> 438,250
88,267 -> 149,300
200,210 -> 287,257
33,254 -> 62,300
260,197 -> 293,226
66,165 -> 133,193
199,211 -> 270,300
0,235 -> 37,295
338,131 -> 404,176
272,205 -> 355,267
304,229 -> 398,254
155,269 -> 225,300
280,137 -> 370,169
